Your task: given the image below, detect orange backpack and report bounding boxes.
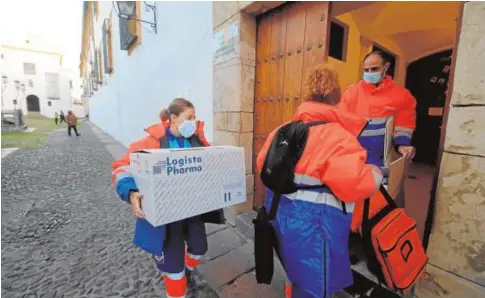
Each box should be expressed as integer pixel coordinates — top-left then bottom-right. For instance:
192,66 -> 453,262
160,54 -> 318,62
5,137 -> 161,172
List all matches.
361,186 -> 428,293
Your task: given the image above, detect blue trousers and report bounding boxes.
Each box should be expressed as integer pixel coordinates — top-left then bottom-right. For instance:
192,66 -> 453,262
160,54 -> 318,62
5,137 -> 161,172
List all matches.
153,216 -> 208,273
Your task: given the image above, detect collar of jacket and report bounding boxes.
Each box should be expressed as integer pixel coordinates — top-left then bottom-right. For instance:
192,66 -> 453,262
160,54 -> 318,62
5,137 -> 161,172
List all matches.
293,101 -> 367,136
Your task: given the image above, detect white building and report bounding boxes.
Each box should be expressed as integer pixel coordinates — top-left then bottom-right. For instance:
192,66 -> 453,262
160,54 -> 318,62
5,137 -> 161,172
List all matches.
1,39 -> 80,118
80,1 -> 213,147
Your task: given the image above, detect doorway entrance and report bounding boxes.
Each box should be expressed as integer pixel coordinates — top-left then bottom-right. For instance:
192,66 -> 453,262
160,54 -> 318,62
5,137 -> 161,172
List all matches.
403,49 -> 453,243
26,95 -> 40,112
253,1 -> 331,207
406,50 -> 452,166
253,1 -> 462,296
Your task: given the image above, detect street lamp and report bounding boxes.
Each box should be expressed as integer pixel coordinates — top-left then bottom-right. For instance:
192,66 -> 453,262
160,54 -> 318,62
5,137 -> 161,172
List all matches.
19,83 -> 26,110
117,1 -> 136,18
113,1 -> 157,33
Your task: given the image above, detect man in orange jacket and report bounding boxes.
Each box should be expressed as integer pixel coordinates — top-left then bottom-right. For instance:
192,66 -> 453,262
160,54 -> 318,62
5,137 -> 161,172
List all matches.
340,50 -> 417,209
341,52 -> 417,289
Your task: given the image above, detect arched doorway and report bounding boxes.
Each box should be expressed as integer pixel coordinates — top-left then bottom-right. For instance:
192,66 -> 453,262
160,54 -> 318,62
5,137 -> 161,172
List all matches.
26,95 -> 40,112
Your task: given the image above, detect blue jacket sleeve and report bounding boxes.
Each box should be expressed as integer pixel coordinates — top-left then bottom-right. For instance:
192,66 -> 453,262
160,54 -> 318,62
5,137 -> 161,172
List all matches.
116,176 -> 138,204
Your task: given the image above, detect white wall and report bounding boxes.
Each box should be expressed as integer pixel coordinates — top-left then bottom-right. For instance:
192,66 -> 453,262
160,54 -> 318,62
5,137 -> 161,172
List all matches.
0,47 -> 73,117
87,1 -> 213,148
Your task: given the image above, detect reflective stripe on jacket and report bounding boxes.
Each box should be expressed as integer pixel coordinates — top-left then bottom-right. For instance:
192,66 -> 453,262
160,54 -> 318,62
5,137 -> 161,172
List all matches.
256,102 -> 383,296
340,76 -> 417,167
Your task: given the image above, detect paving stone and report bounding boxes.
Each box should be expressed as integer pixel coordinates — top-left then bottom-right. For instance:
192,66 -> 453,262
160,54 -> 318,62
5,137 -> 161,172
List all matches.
205,223 -> 229,236
218,272 -> 281,298
1,123 -> 174,298
203,227 -> 247,262
199,242 -> 255,289
235,211 -> 256,241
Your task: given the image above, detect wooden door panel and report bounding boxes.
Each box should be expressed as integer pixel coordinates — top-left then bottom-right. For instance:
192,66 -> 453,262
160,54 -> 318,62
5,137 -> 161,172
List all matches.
254,15 -> 272,136
282,2 -> 307,123
300,1 -> 330,96
267,7 -> 287,135
254,13 -> 273,207
253,1 -> 331,209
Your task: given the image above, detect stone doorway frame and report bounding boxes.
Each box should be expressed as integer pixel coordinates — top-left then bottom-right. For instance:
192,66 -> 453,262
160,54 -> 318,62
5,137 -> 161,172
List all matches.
212,1 -> 286,224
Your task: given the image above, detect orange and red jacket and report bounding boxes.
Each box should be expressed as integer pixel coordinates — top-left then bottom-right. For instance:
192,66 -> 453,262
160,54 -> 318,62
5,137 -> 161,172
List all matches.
339,76 -> 417,168
256,101 -> 383,212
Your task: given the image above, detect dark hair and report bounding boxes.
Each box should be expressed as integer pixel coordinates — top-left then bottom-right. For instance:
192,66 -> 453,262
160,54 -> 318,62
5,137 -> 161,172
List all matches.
160,98 -> 194,122
363,50 -> 390,65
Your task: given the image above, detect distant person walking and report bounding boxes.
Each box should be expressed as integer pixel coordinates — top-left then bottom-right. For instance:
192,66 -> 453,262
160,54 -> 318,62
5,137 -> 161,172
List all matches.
54,112 -> 59,125
59,110 -> 66,124
66,110 -> 80,137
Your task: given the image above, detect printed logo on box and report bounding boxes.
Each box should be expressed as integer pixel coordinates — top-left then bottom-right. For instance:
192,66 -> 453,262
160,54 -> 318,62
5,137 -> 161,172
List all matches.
224,192 -> 232,202
152,156 -> 203,176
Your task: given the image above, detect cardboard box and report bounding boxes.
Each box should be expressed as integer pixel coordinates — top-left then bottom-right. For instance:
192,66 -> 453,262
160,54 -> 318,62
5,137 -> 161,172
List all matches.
387,156 -> 409,199
130,146 -> 247,227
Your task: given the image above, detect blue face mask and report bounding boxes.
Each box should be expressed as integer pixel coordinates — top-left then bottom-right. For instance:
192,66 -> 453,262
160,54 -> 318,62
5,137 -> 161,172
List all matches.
178,120 -> 196,138
363,71 -> 382,84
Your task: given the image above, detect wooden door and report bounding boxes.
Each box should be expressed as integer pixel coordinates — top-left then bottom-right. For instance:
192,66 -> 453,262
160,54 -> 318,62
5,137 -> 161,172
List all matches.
253,1 -> 331,208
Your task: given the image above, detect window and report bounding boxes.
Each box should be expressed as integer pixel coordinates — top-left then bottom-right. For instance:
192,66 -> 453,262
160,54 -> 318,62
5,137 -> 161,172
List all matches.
103,18 -> 114,74
328,20 -> 348,61
1,53 -> 4,59
48,101 -> 52,107
69,80 -> 73,89
372,44 -> 397,78
24,62 -> 36,75
119,2 -> 142,53
45,73 -> 60,99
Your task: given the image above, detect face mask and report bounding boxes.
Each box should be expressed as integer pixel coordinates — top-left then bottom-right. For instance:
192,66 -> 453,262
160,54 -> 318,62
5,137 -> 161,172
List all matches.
363,71 -> 382,84
177,120 -> 196,138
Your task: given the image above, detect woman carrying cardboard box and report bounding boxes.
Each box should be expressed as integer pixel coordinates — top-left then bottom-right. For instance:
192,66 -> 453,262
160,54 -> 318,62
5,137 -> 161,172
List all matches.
112,98 -> 225,298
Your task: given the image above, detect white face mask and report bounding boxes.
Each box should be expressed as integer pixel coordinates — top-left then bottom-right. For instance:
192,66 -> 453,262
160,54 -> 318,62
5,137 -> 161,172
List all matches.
177,120 -> 196,138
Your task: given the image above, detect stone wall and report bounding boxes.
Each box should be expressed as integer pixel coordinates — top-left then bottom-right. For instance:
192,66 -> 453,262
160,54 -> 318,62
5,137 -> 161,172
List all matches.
212,1 -> 284,220
415,2 -> 485,297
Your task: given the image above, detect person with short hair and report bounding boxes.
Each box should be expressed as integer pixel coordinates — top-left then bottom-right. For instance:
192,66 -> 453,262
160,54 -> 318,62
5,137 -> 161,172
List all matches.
340,51 -> 418,297
59,110 -> 66,124
340,51 -> 417,208
66,110 -> 80,137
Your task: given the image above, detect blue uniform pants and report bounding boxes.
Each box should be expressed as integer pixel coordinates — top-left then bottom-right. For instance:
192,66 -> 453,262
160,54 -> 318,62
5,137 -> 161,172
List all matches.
153,216 -> 208,273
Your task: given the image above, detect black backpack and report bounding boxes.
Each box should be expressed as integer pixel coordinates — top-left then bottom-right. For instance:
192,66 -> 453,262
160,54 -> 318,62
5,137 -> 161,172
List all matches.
253,120 -> 328,284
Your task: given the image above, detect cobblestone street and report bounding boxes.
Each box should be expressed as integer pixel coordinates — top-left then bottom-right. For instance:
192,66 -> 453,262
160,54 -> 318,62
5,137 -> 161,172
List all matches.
1,123 -> 218,298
